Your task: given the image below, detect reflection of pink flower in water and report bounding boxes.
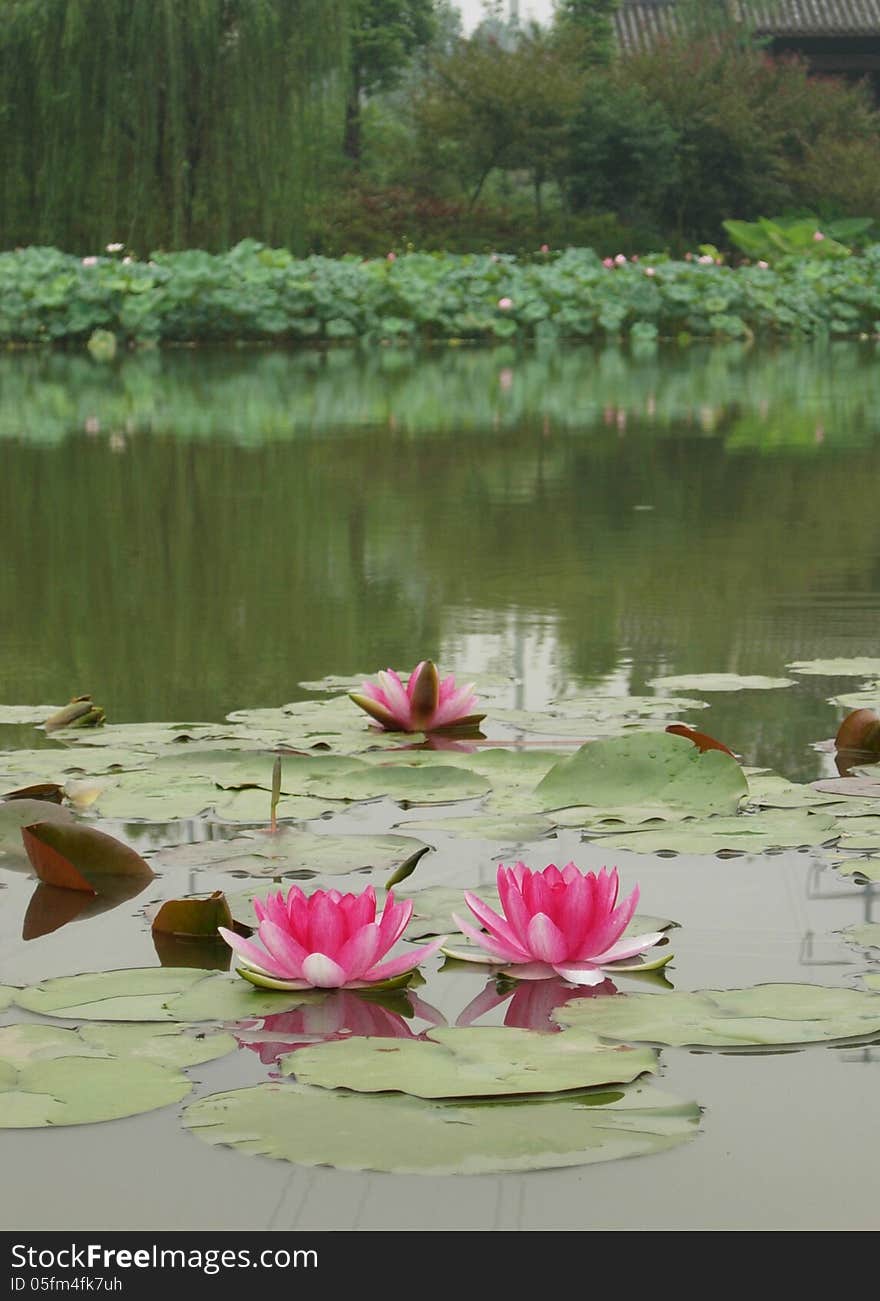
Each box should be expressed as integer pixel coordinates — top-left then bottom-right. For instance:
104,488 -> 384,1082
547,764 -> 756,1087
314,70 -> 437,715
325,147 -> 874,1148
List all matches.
236,989 -> 444,1065
457,975 -> 616,1034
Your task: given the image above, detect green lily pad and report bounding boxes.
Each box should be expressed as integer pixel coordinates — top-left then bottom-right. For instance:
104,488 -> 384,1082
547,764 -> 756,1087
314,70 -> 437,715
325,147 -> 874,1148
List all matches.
788,658 -> 880,676
829,685 -> 880,709
0,705 -> 60,724
284,1026 -> 657,1098
747,772 -> 846,809
0,987 -> 14,1011
591,807 -> 840,854
151,828 -> 429,879
834,818 -> 880,851
648,674 -> 795,692
0,1022 -> 233,1128
833,856 -> 880,882
88,773 -> 220,820
15,967 -> 319,1022
400,812 -> 553,842
840,924 -> 880,951
304,762 -> 489,804
207,790 -> 330,823
536,732 -> 748,816
554,983 -> 880,1047
182,1080 -> 701,1175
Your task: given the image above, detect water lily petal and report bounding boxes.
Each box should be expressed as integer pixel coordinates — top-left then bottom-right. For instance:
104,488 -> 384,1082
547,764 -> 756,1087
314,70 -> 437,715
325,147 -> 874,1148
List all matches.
364,935 -> 446,983
377,671 -> 413,728
336,922 -> 385,980
375,892 -> 413,953
551,962 -> 609,987
406,662 -> 428,700
218,927 -> 294,980
526,912 -> 568,965
577,883 -> 640,962
463,890 -> 531,957
592,931 -> 666,964
308,891 -> 345,955
408,661 -> 440,726
258,920 -> 309,977
497,867 -> 535,950
348,692 -> 400,731
301,953 -> 349,988
452,914 -> 525,963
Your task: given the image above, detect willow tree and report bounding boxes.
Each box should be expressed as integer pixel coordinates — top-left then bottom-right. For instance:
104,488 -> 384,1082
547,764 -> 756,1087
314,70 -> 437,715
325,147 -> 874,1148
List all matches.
0,0 -> 350,252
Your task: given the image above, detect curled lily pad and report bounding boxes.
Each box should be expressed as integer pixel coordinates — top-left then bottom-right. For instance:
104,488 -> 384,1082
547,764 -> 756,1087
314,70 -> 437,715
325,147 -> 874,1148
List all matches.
0,800 -> 74,864
648,674 -> 795,692
590,808 -> 839,854
44,697 -> 105,730
554,983 -> 880,1047
788,658 -> 880,676
536,732 -> 748,816
182,1080 -> 701,1175
284,1025 -> 658,1098
15,967 -> 319,1022
0,1022 -> 233,1128
22,821 -> 155,892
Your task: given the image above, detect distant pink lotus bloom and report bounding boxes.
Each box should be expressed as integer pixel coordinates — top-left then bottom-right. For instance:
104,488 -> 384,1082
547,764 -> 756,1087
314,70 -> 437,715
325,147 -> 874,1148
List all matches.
697,254 -> 714,265
644,266 -> 656,277
602,257 -> 615,269
757,260 -> 770,269
106,242 -> 124,254
350,661 -> 485,732
386,251 -> 397,261
81,256 -> 98,267
540,243 -> 550,254
684,252 -> 694,261
614,253 -> 627,266
220,885 -> 445,991
813,230 -> 825,242
497,296 -> 513,310
451,863 -> 668,986
630,254 -> 640,263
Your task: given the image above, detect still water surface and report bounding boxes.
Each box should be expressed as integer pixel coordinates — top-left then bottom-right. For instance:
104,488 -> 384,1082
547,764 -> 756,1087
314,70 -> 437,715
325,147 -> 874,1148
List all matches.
1,343 -> 879,1230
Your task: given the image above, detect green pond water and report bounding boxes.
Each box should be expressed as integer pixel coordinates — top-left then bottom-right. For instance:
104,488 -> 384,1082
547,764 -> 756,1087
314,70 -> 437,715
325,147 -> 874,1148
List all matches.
1,342 -> 879,1230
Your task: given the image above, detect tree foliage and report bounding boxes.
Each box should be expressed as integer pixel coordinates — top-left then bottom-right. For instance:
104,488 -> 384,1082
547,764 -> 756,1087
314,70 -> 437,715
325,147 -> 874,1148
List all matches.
0,0 -> 349,253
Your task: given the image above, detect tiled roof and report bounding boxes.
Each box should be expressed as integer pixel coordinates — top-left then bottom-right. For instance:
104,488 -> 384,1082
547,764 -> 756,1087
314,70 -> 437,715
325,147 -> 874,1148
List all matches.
614,0 -> 880,51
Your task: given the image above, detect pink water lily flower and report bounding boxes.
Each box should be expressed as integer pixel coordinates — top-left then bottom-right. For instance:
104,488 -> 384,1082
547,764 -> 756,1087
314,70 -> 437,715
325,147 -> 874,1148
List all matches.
349,660 -> 485,732
497,296 -> 513,310
219,885 -> 445,990
451,863 -> 668,986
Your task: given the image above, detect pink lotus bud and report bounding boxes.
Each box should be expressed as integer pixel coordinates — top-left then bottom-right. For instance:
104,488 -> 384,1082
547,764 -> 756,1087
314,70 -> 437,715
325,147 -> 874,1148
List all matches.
697,254 -> 714,265
540,243 -> 550,254
644,266 -> 656,277
757,260 -> 769,269
81,256 -> 98,267
386,251 -> 397,261
602,257 -> 614,269
630,254 -> 639,263
497,297 -> 513,310
685,252 -> 693,261
122,256 -> 133,265
813,231 -> 825,242
106,242 -> 123,254
614,253 -> 627,265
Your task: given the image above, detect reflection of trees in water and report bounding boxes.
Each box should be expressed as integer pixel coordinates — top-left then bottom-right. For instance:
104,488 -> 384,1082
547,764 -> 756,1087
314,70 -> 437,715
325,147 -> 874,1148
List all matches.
1,344 -> 878,778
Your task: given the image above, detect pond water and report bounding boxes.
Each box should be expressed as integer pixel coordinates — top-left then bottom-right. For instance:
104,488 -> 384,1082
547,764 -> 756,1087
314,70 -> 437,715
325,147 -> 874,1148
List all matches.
1,342 -> 879,1231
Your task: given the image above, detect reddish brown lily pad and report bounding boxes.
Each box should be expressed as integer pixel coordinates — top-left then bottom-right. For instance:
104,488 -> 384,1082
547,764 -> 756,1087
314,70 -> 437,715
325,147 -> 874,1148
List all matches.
21,822 -> 154,894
